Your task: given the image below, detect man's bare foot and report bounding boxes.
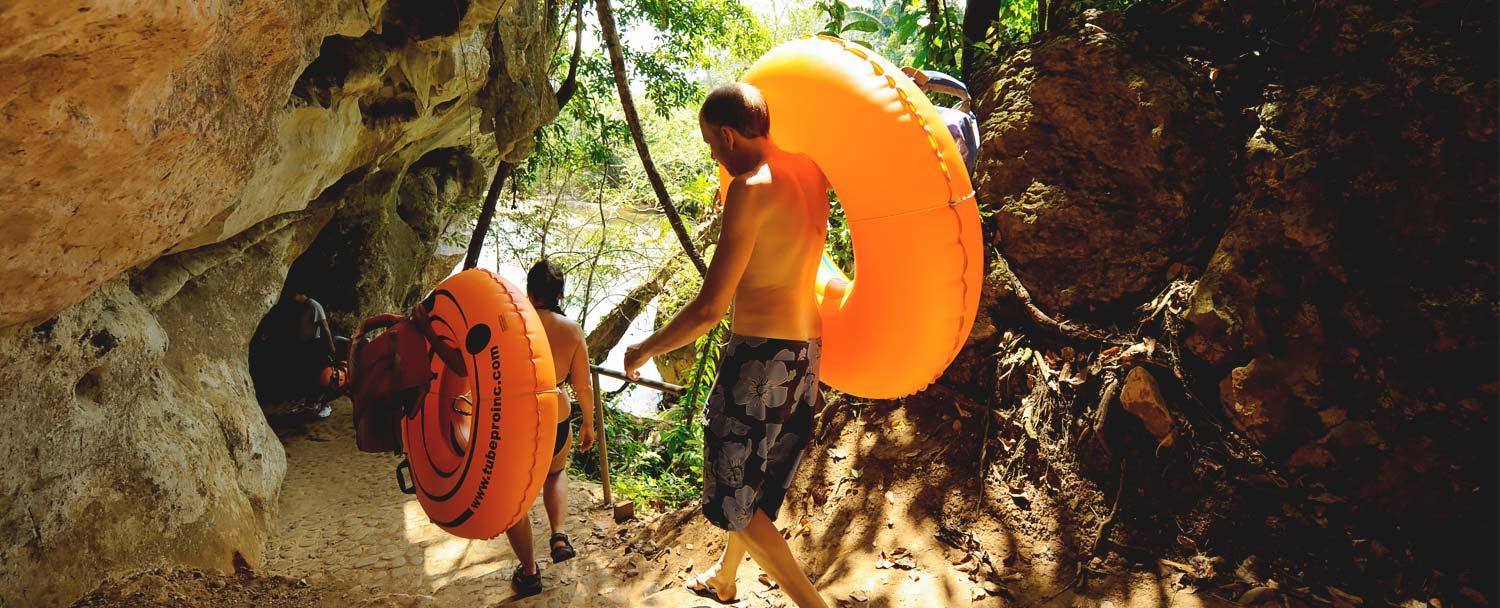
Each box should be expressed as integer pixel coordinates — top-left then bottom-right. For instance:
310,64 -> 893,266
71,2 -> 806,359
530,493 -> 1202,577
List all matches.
685,565 -> 737,604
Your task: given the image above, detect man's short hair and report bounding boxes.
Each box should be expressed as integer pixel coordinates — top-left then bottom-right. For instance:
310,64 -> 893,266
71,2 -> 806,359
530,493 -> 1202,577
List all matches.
700,83 -> 770,138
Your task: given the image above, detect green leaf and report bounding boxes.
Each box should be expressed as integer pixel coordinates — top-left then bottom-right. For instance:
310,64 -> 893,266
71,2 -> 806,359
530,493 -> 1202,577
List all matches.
842,19 -> 879,33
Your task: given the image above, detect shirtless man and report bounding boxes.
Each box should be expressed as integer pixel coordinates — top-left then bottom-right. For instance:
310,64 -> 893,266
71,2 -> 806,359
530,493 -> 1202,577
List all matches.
624,83 -> 830,608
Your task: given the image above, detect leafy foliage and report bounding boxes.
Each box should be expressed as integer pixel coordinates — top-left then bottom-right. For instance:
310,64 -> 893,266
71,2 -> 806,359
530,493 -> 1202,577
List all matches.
569,314 -> 731,508
825,192 -> 854,274
818,0 -> 964,75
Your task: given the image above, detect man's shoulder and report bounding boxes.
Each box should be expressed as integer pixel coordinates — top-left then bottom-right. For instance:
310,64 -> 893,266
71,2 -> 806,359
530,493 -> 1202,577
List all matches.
732,162 -> 810,200
725,170 -> 775,209
731,164 -> 775,190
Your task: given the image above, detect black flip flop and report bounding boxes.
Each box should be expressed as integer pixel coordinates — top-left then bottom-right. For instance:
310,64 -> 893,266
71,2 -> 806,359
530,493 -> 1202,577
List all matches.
510,562 -> 542,597
685,573 -> 737,605
549,532 -> 577,563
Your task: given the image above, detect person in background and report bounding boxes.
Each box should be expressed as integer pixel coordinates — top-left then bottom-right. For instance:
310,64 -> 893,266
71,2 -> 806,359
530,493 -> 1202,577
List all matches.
289,293 -> 346,418
902,67 -> 981,177
505,259 -> 598,597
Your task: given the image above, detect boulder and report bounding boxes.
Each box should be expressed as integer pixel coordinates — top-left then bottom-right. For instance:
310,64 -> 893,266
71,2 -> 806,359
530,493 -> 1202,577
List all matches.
973,14 -> 1230,321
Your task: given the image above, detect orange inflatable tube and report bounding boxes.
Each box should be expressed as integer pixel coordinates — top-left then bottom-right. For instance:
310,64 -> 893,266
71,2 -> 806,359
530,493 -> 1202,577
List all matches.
722,36 -> 984,398
402,269 -> 558,539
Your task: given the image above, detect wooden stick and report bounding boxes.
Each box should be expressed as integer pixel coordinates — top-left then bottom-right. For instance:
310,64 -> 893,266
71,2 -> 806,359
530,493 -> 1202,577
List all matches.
593,368 -> 613,506
589,365 -> 685,396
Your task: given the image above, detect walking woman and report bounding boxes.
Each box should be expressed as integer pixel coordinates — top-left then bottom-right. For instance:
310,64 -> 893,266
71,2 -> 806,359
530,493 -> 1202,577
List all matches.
506,259 -> 597,596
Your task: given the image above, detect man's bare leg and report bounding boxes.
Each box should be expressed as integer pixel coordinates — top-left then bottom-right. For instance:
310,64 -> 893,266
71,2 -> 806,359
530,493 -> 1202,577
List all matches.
689,529 -> 747,600
733,510 -> 827,608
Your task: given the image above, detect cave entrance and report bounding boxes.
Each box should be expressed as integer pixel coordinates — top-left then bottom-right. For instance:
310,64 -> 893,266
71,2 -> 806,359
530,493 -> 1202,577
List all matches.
248,147 -> 485,427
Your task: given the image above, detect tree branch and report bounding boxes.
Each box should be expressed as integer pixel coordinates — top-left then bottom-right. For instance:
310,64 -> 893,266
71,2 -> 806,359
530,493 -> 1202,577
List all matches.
584,212 -> 721,360
595,0 -> 709,276
555,0 -> 586,108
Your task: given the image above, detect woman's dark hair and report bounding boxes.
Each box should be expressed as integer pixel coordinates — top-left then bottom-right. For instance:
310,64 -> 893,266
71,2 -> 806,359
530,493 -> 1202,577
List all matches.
527,259 -> 566,315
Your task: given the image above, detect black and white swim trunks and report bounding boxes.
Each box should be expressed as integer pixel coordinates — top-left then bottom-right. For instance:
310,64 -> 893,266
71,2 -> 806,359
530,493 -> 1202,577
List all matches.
701,334 -> 823,532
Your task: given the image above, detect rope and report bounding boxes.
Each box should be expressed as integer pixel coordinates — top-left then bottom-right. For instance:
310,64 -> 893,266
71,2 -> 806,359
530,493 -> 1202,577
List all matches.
846,191 -> 976,225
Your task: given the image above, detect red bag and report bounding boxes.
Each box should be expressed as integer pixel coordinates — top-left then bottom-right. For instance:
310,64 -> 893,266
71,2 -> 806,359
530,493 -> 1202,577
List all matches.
348,307 -> 465,453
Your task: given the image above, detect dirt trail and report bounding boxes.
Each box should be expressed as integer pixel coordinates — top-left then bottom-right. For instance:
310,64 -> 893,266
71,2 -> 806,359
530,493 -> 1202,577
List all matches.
259,401 -> 663,607
80,396 -> 1238,607
623,392 -> 1241,608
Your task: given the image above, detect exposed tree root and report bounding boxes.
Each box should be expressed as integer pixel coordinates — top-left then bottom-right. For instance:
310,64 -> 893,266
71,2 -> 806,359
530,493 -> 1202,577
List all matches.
990,251 -> 1131,347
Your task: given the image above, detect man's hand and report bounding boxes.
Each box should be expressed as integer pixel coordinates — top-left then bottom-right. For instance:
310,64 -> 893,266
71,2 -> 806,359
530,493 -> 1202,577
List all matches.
578,424 -> 596,452
622,342 -> 651,380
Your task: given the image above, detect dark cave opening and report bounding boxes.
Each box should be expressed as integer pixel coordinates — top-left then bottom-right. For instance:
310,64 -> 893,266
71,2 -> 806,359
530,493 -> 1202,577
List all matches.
382,0 -> 471,40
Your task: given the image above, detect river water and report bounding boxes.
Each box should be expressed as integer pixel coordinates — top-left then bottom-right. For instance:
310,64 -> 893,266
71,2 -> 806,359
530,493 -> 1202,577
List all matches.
445,204 -> 675,419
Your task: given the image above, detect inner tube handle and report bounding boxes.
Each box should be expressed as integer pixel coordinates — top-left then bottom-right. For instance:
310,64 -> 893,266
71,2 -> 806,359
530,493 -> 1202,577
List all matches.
395,458 -> 416,495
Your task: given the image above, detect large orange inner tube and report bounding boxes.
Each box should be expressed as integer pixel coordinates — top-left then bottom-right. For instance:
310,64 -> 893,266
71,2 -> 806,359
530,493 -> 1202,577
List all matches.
402,269 -> 558,540
721,36 -> 984,399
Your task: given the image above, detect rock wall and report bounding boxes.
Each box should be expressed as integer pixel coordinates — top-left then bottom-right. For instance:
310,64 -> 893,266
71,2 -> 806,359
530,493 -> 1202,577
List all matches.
964,0 -> 1496,598
974,19 -> 1230,321
1176,0 -> 1498,582
0,1 -> 555,605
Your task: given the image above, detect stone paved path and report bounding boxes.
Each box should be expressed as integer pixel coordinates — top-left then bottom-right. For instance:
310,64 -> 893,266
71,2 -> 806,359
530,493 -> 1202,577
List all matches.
262,401 -> 665,607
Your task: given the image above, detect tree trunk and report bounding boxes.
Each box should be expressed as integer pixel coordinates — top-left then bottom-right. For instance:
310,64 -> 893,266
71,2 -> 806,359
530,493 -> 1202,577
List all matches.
962,0 -> 1002,81
925,0 -> 943,52
584,258 -> 680,361
463,161 -> 513,271
554,0 -> 586,108
595,0 -> 709,277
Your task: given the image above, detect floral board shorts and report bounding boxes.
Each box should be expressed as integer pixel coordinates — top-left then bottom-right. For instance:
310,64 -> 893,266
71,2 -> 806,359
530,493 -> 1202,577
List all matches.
701,334 -> 823,532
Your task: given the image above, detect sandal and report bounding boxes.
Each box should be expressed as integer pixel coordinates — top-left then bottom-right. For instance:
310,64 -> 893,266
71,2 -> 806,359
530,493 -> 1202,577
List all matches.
510,562 -> 542,597
549,532 -> 577,563
685,572 -> 737,604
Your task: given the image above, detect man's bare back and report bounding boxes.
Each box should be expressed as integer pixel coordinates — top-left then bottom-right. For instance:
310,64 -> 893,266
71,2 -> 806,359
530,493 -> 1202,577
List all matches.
727,151 -> 829,341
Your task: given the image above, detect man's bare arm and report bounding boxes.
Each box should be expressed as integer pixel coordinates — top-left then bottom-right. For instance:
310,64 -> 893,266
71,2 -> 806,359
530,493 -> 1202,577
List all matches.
623,177 -> 767,375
